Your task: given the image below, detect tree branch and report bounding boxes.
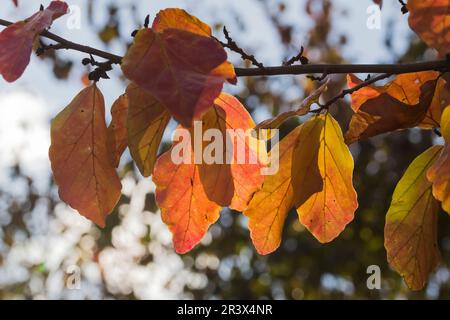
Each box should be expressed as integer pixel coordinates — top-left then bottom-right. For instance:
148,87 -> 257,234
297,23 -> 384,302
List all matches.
312,73 -> 392,113
1,18 -> 450,78
0,19 -> 123,64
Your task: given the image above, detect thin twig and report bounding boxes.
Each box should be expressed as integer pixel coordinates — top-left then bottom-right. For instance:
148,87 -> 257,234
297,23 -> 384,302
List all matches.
312,73 -> 392,113
284,46 -> 309,66
219,26 -> 264,68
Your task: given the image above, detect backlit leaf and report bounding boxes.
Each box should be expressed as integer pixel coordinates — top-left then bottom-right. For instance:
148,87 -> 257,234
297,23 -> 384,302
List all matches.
385,145 -> 443,290
107,94 -> 129,168
199,93 -> 265,211
121,27 -> 231,127
49,84 -> 122,227
152,8 -> 236,84
245,114 -> 358,254
244,124 -> 302,254
0,1 -> 68,82
345,73 -> 439,144
347,72 -> 439,112
152,8 -> 212,36
255,78 -> 330,130
126,83 -> 171,177
295,114 -> 358,243
427,106 -> 450,213
408,0 -> 450,56
153,137 -> 221,254
420,78 -> 450,129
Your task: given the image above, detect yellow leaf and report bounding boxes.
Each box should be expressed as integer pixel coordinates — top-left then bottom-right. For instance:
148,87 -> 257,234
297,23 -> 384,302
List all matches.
245,114 -> 358,254
244,124 -> 302,254
385,145 -> 443,290
126,83 -> 171,177
295,114 -> 358,243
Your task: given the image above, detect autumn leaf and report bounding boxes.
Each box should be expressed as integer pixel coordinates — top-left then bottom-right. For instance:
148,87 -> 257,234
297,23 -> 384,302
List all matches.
107,94 -> 129,168
420,77 -> 450,129
153,137 -> 221,254
427,106 -> 450,214
255,78 -> 330,130
121,26 -> 232,127
347,72 -> 439,112
152,8 -> 212,37
126,83 -> 171,177
385,145 -> 443,290
198,93 -> 265,211
49,84 -> 122,228
12,0 -> 18,7
295,114 -> 358,243
244,124 -> 302,254
0,1 -> 68,82
345,73 -> 439,144
152,8 -> 236,84
245,114 -> 358,254
408,0 -> 450,56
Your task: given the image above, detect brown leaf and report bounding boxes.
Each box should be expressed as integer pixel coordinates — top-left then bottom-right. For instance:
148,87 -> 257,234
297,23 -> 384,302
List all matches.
345,74 -> 439,144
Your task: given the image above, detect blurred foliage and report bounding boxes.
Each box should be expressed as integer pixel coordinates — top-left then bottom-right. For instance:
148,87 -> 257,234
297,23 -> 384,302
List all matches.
0,0 -> 449,300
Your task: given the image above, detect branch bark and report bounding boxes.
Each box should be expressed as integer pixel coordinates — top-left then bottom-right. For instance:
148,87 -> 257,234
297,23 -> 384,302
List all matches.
1,18 -> 450,77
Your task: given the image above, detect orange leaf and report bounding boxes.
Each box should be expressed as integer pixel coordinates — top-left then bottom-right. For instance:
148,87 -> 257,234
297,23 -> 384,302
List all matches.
427,106 -> 450,213
255,78 -> 330,130
198,93 -> 265,211
245,114 -> 358,254
153,139 -> 221,254
385,145 -> 443,290
152,8 -> 212,36
244,124 -> 301,254
49,84 -> 122,228
345,73 -> 439,144
420,77 -> 450,129
107,94 -> 129,168
0,1 -> 68,82
408,0 -> 450,56
121,27 -> 231,127
126,83 -> 171,177
347,72 -> 439,112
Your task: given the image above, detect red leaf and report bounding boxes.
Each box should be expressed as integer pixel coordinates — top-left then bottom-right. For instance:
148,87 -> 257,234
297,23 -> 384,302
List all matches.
0,1 -> 69,82
12,0 -> 18,7
121,27 -> 231,127
49,85 -> 122,227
